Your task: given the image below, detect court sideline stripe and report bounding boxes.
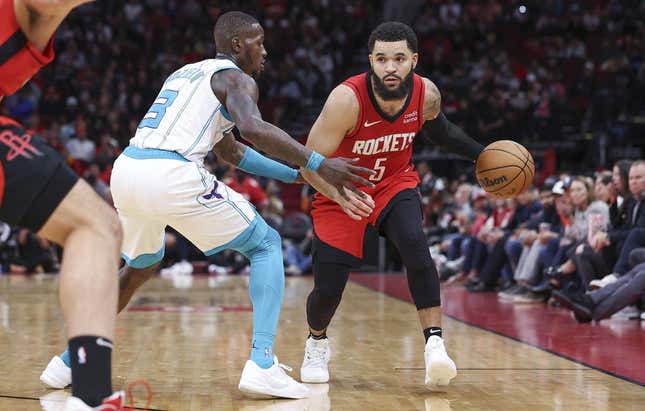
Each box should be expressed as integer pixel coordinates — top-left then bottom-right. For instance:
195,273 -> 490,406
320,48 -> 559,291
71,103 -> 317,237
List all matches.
350,278 -> 645,388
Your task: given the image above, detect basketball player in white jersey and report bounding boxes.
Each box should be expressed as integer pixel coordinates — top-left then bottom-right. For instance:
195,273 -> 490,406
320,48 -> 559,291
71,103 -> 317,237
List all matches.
41,11 -> 376,400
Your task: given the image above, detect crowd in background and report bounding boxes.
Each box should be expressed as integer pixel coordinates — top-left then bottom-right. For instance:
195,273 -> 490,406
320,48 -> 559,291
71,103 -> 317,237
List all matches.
1,1 -> 644,322
424,160 -> 645,322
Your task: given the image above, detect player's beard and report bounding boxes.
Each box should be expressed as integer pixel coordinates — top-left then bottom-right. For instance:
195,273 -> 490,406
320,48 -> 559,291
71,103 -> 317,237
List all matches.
370,69 -> 413,101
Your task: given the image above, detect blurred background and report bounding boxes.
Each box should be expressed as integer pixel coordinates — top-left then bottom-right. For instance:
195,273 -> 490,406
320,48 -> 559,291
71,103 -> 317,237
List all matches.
1,1 -> 644,323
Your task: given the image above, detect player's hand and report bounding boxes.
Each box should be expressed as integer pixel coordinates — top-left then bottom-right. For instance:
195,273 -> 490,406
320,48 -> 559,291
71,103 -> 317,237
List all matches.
317,157 -> 376,200
333,187 -> 375,221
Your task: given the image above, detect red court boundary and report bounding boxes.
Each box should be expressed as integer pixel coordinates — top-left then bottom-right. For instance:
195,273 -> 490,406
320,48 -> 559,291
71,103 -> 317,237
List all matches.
350,272 -> 645,386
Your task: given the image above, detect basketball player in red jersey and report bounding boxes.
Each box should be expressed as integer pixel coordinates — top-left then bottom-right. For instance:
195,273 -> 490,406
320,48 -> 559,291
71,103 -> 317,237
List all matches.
299,22 -> 485,389
1,1 -> 125,409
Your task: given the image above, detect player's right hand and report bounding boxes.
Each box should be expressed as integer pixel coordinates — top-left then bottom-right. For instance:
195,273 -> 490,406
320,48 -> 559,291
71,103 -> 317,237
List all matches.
334,187 -> 375,221
318,157 -> 376,200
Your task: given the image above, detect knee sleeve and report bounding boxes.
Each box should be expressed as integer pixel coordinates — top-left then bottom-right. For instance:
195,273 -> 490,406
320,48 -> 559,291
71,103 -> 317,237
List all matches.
381,199 -> 441,310
247,226 -> 284,289
245,225 -> 285,339
398,229 -> 441,309
306,260 -> 351,331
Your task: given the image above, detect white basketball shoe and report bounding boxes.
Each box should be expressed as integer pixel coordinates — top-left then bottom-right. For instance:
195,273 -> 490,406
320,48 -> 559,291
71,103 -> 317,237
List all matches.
41,355 -> 72,389
238,356 -> 309,399
424,335 -> 457,390
300,337 -> 330,383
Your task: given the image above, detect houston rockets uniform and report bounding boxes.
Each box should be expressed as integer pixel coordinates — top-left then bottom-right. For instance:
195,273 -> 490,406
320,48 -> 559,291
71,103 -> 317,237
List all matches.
311,72 -> 426,259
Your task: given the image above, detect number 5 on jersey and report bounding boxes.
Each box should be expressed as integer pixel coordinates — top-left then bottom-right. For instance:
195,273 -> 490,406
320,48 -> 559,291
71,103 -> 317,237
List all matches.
138,89 -> 178,129
370,157 -> 387,182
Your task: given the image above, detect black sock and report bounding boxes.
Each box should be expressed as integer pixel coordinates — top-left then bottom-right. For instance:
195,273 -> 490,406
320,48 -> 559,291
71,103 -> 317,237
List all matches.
69,336 -> 113,407
423,327 -> 442,342
309,331 -> 327,340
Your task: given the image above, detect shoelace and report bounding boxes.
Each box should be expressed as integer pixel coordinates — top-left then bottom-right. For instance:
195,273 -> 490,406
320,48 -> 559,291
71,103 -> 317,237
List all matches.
305,345 -> 328,367
277,362 -> 293,373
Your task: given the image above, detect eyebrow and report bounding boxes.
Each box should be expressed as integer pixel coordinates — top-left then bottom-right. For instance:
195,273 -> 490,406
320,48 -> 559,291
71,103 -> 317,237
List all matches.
374,52 -> 407,57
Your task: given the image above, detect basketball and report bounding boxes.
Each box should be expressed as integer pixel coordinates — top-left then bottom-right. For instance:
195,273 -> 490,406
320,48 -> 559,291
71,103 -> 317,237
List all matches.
475,140 -> 534,198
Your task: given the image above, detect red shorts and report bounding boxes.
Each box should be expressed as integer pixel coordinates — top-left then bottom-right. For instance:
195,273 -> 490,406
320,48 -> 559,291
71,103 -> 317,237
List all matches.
311,170 -> 420,258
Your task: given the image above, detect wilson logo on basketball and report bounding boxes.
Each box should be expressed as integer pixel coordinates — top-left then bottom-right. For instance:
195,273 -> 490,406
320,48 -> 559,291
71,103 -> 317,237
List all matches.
478,175 -> 508,187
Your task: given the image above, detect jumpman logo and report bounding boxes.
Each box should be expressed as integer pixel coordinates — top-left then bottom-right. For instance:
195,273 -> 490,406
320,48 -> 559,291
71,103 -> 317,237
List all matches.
202,181 -> 223,200
0,129 -> 43,161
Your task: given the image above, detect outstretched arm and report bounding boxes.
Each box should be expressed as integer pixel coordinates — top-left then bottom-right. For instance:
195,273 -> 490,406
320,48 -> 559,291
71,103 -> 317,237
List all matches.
300,85 -> 375,220
211,69 -> 375,197
422,77 -> 484,162
213,131 -> 298,183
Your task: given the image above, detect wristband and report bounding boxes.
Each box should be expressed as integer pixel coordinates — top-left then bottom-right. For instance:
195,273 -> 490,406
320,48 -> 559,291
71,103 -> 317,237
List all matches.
305,151 -> 325,171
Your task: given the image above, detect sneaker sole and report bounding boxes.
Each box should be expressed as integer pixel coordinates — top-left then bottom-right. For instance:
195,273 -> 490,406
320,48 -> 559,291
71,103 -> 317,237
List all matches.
425,361 -> 457,391
238,383 -> 276,399
300,372 -> 329,383
238,382 -> 308,399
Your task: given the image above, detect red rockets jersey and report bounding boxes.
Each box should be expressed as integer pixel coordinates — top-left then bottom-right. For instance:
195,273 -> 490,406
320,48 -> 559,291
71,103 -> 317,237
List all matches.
313,72 -> 425,206
335,72 -> 425,184
311,72 -> 426,258
0,0 -> 55,98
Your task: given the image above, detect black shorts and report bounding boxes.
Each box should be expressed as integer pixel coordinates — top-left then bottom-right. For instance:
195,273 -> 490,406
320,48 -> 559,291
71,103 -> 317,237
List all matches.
312,188 -> 422,267
0,117 -> 78,231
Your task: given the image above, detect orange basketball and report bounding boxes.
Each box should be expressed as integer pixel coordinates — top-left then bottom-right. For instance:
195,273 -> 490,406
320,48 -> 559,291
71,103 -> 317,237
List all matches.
475,140 -> 534,198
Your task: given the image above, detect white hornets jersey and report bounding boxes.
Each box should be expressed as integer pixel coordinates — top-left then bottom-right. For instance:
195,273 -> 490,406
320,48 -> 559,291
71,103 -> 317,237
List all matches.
128,59 -> 238,163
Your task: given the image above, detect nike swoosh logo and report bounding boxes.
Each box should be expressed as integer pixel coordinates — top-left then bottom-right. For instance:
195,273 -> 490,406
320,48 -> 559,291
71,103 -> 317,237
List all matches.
363,120 -> 382,127
96,338 -> 114,349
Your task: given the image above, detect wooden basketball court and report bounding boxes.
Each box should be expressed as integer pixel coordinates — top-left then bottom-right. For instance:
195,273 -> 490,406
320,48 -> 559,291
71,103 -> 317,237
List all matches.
0,274 -> 643,410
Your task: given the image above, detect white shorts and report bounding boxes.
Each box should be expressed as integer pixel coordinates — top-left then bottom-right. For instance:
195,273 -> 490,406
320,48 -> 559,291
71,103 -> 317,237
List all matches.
111,148 -> 256,268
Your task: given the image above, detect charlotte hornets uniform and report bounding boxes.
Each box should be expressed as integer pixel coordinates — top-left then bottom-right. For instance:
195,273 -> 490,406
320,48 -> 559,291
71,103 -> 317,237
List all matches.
112,59 -> 258,267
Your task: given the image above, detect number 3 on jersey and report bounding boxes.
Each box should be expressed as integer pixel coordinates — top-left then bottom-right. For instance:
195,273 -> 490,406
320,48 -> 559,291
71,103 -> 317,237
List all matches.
138,89 -> 178,129
370,157 -> 387,182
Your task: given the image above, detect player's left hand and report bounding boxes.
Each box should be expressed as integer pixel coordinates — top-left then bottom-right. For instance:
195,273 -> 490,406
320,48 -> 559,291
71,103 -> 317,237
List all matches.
335,187 -> 374,221
318,157 -> 376,199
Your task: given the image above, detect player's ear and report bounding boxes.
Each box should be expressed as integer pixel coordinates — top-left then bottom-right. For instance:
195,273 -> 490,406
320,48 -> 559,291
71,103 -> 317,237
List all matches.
412,52 -> 418,69
232,36 -> 241,54
368,53 -> 373,68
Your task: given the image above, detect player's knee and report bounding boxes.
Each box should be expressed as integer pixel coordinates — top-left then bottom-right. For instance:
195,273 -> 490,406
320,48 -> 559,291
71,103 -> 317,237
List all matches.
307,288 -> 342,328
92,208 -> 123,251
264,226 -> 282,250
317,285 -> 344,301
